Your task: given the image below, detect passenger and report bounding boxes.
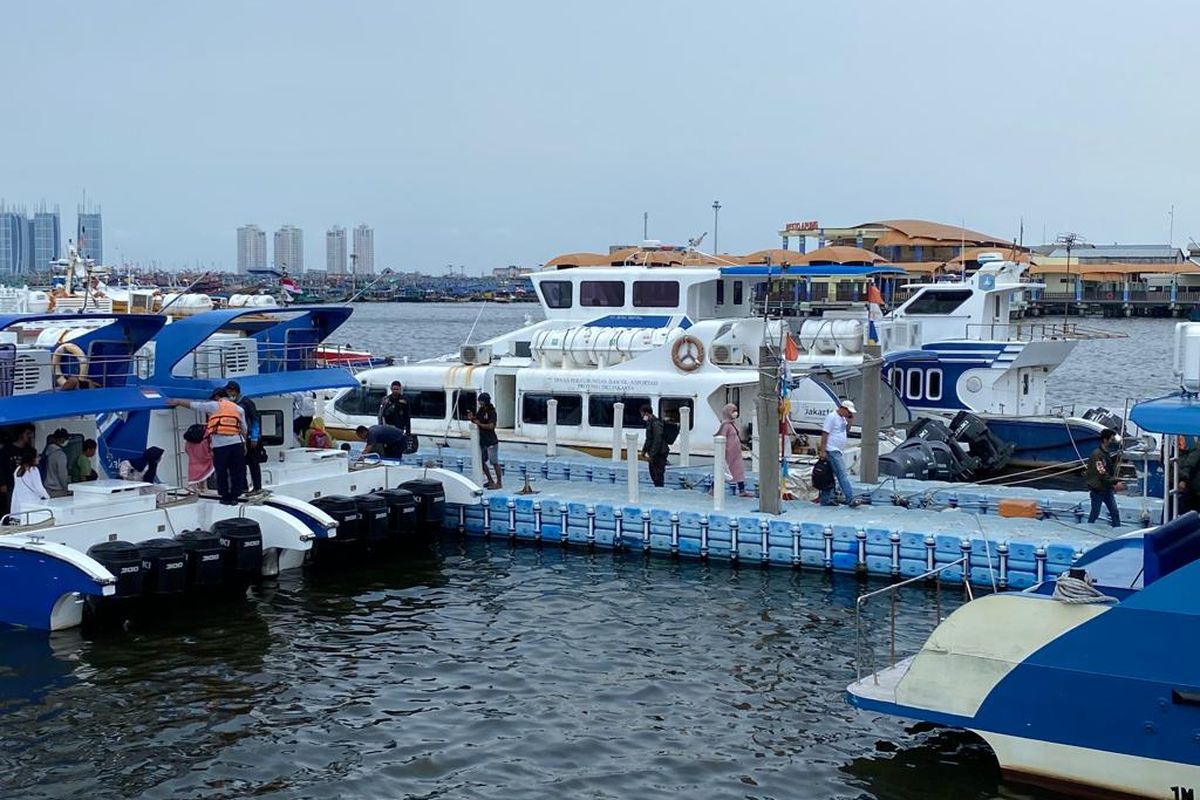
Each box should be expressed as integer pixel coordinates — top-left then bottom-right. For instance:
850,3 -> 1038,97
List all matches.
185,432 -> 214,493
71,438 -> 98,483
226,381 -> 263,494
377,381 -> 411,445
468,392 -> 501,489
167,389 -> 247,505
0,423 -> 36,518
9,450 -> 49,522
119,446 -> 164,483
41,428 -> 72,498
305,417 -> 332,449
1085,428 -> 1124,528
1176,437 -> 1200,514
818,400 -> 859,506
715,403 -> 751,497
356,424 -> 406,458
640,405 -> 669,488
293,392 -> 316,443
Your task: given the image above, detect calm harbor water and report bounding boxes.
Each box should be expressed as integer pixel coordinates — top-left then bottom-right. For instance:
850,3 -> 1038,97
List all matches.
0,304 -> 1174,800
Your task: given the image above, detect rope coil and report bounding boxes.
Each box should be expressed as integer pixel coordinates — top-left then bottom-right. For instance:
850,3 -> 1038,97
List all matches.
1051,573 -> 1117,604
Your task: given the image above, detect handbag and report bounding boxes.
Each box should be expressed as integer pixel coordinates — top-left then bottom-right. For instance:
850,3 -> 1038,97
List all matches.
811,457 -> 835,490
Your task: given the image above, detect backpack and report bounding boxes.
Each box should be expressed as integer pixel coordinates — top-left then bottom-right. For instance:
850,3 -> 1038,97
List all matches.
811,457 -> 835,490
662,421 -> 681,446
308,430 -> 331,449
183,423 -> 207,444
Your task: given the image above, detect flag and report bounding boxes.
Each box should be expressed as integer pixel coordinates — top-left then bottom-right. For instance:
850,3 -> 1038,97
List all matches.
783,334 -> 799,361
280,277 -> 299,293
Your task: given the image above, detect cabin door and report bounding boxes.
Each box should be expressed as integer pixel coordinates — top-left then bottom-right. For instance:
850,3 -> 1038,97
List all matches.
493,373 -> 517,428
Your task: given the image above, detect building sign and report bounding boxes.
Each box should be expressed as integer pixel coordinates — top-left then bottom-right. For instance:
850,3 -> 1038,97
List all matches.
785,221 -> 819,233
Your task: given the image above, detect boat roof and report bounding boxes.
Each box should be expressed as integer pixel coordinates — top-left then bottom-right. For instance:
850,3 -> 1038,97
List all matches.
146,306 -> 359,399
718,264 -> 907,278
1130,393 -> 1200,435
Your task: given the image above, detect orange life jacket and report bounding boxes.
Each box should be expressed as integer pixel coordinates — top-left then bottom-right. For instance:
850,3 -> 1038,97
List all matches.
206,399 -> 243,437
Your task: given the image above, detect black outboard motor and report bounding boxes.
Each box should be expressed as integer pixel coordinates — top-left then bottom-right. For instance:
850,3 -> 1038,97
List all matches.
399,479 -> 445,532
212,517 -> 263,587
949,411 -> 1014,477
373,488 -> 419,541
355,494 -> 390,543
310,495 -> 362,559
85,540 -> 144,627
1082,407 -> 1123,432
138,538 -> 187,597
175,529 -> 225,590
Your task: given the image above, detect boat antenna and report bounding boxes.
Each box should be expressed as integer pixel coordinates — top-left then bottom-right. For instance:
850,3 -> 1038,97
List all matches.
686,232 -> 707,251
160,271 -> 213,312
343,267 -> 393,305
463,298 -> 489,345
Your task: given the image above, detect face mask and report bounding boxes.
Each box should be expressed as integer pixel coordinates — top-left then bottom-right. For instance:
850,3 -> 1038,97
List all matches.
732,411 -> 739,419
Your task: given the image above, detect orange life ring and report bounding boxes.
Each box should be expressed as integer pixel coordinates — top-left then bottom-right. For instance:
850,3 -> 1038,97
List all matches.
670,335 -> 705,372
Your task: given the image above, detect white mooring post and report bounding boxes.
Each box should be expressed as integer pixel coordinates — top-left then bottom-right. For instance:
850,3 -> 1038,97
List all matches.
713,434 -> 727,512
611,402 -> 625,462
546,398 -> 558,457
678,406 -> 691,467
625,432 -> 639,503
469,423 -> 484,487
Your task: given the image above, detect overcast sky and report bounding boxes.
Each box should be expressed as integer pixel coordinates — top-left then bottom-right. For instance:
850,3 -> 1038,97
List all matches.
2,0 -> 1197,273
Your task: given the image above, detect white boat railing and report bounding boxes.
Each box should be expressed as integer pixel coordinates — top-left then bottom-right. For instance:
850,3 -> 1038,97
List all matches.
853,556 -> 971,683
965,321 -> 1125,342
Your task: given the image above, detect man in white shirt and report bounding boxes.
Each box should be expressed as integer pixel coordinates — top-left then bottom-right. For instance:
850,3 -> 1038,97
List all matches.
818,400 -> 858,506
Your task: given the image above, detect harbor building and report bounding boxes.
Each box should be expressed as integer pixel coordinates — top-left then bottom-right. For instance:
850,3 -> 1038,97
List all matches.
352,224 -> 374,274
77,206 -> 102,264
778,218 -> 1019,267
0,209 -> 30,274
326,226 -> 347,274
236,224 -> 267,272
274,225 -> 304,272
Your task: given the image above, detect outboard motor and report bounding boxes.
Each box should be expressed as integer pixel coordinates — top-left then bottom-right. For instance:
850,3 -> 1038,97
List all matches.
355,494 -> 390,543
373,488 -> 419,541
212,517 -> 263,587
926,441 -> 970,482
1082,407 -> 1123,432
878,442 -> 936,481
310,495 -> 362,558
949,411 -> 1014,477
138,538 -> 187,597
399,478 -> 445,532
175,529 -> 225,590
85,540 -> 144,627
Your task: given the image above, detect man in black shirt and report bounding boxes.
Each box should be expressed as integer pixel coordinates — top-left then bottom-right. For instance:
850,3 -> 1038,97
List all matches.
356,424 -> 407,458
378,381 -> 411,440
0,423 -> 35,518
640,405 -> 669,487
227,381 -> 263,493
469,392 -> 501,489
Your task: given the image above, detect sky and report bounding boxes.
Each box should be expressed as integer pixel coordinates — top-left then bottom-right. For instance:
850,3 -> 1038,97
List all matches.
2,0 -> 1198,274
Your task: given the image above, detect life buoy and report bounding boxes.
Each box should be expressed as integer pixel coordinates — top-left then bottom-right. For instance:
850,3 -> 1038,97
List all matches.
671,335 -> 705,372
1105,292 -> 1115,300
51,342 -> 88,387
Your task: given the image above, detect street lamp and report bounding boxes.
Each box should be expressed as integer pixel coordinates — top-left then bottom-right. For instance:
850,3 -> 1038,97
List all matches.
712,201 -> 722,254
1055,232 -> 1084,317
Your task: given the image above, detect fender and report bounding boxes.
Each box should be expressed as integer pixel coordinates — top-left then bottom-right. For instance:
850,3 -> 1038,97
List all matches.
0,538 -> 116,631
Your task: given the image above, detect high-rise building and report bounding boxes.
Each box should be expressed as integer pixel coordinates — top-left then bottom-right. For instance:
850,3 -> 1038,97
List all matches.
0,210 -> 29,275
352,224 -> 374,275
237,224 -> 268,272
31,207 -> 61,271
77,206 -> 103,264
273,225 -> 304,272
326,226 -> 347,274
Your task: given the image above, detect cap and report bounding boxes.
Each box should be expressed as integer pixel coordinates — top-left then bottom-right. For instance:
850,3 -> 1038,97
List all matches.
478,392 -> 491,403
840,400 -> 857,414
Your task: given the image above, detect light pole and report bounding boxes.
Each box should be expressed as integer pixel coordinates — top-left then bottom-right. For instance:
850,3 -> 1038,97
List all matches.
1055,232 -> 1083,317
712,200 -> 722,254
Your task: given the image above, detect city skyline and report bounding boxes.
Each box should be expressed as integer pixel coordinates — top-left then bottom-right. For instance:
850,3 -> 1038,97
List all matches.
325,225 -> 346,274
236,224 -> 267,272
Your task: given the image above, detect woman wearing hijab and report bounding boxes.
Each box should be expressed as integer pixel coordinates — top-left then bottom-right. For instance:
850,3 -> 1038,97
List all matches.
185,435 -> 214,493
305,417 -> 332,449
715,403 -> 752,497
10,450 -> 49,522
118,447 -> 165,483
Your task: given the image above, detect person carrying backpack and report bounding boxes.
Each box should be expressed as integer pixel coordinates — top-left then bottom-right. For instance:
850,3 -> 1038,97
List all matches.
639,405 -> 670,487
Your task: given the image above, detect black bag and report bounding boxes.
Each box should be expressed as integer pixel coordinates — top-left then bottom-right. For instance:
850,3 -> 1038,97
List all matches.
404,433 -> 420,454
811,457 -> 835,490
662,421 -> 680,446
183,423 -> 207,444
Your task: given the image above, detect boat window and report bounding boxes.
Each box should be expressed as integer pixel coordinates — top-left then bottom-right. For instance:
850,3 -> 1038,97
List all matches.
889,368 -> 904,393
903,289 -> 972,315
512,341 -> 532,358
334,386 -> 386,416
1022,373 -> 1030,396
259,409 -> 286,447
588,395 -> 650,428
716,281 -> 725,305
925,369 -> 943,401
733,281 -> 744,305
540,280 -> 573,309
521,393 -> 583,426
453,390 -> 477,419
659,397 -> 695,429
632,281 -> 680,308
907,370 -> 923,400
580,281 -> 626,307
405,390 -> 447,419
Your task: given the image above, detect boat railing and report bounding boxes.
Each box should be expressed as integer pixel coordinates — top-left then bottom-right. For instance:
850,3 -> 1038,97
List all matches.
188,341 -> 335,378
0,508 -> 56,530
854,556 -> 971,683
1,351 -> 153,396
964,321 -> 1125,342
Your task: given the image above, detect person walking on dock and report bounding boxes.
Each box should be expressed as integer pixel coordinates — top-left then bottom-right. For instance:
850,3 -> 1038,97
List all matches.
715,403 -> 751,497
640,405 -> 669,487
468,392 -> 502,489
168,389 -> 248,505
1085,428 -> 1124,527
818,401 -> 858,506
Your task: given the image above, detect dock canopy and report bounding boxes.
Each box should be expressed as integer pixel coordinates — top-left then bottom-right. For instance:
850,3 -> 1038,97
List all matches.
1130,394 -> 1200,435
718,264 -> 907,278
